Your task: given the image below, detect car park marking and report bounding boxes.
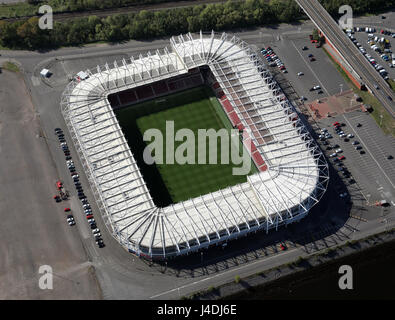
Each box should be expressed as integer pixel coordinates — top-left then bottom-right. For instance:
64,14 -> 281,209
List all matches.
290,40 -> 329,95
342,115 -> 395,190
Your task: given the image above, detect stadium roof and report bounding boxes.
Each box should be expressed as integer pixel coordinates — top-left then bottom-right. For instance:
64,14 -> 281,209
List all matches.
61,31 -> 329,259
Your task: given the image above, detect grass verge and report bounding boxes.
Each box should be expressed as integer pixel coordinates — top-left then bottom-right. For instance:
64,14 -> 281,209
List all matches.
2,61 -> 20,72
387,79 -> 395,93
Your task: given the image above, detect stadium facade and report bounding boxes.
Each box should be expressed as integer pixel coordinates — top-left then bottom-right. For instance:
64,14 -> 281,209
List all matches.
61,31 -> 329,260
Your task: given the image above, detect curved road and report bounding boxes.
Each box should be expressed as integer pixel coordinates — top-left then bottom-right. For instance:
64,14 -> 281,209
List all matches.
296,0 -> 395,118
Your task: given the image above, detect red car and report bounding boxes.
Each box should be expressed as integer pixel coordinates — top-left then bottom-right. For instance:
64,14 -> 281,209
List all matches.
86,214 -> 94,219
64,208 -> 71,212
333,121 -> 340,127
338,155 -> 345,160
279,244 -> 287,251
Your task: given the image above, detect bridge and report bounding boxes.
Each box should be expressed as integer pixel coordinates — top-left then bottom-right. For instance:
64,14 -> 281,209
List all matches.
296,0 -> 395,118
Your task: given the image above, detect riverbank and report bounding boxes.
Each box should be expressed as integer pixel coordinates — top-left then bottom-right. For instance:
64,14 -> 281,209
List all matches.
186,228 -> 395,300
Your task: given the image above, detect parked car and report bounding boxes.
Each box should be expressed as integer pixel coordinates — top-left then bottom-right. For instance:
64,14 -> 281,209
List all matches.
92,228 -> 100,234
297,72 -> 304,76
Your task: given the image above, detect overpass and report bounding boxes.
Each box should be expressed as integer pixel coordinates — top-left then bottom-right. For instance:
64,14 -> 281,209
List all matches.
296,0 -> 395,118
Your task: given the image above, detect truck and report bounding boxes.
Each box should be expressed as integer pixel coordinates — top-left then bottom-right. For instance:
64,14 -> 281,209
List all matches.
56,180 -> 69,200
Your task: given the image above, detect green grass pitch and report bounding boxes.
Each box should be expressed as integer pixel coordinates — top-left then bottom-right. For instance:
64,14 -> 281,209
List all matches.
121,86 -> 257,203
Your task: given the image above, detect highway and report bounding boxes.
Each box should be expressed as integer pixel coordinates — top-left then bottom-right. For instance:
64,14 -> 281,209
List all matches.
296,0 -> 395,118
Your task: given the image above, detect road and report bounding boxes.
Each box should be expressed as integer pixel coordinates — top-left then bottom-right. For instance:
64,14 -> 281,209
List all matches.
1,21 -> 394,300
296,0 -> 395,118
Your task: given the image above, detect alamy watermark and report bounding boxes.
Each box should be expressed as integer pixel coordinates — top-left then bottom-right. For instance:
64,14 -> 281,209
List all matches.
338,5 -> 353,30
338,264 -> 353,290
38,265 -> 53,290
142,121 -> 252,176
38,5 -> 53,30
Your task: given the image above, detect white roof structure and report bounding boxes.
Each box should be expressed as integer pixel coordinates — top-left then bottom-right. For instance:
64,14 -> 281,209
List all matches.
40,68 -> 50,77
61,32 -> 329,260
76,71 -> 89,80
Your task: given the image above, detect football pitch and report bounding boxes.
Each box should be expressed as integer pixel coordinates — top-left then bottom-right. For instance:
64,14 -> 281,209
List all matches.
115,86 -> 257,204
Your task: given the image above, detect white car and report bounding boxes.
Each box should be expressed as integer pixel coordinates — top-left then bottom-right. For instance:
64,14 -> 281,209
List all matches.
347,134 -> 354,138
330,153 -> 337,157
297,72 -> 304,76
335,148 -> 342,153
88,218 -> 95,224
92,228 -> 100,234
94,233 -> 102,239
313,85 -> 321,90
340,133 -> 346,138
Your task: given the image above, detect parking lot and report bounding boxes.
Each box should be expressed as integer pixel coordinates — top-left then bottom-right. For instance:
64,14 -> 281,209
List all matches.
260,33 -> 350,102
311,110 -> 395,209
350,26 -> 395,82
0,70 -> 100,299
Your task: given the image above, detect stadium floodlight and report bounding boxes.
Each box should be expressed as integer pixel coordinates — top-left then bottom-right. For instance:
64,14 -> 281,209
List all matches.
61,31 -> 329,260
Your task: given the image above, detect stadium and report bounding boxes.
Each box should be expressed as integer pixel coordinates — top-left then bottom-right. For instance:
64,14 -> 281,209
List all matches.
61,31 -> 329,260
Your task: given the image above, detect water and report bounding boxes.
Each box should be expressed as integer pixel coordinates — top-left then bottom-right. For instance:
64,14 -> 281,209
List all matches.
226,240 -> 395,300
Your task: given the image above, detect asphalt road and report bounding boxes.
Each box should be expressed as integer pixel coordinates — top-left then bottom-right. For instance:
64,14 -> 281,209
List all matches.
296,0 -> 395,117
0,18 -> 394,300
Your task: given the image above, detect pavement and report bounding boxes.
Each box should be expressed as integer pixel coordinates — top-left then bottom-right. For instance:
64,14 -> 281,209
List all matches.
0,15 -> 394,300
0,70 -> 100,299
